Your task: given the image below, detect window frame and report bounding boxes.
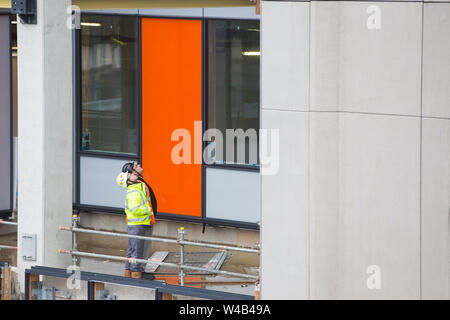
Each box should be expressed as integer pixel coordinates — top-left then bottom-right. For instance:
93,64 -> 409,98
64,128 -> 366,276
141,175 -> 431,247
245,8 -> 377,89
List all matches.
204,18 -> 261,172
74,12 -> 260,230
78,13 -> 141,158
0,11 -> 14,218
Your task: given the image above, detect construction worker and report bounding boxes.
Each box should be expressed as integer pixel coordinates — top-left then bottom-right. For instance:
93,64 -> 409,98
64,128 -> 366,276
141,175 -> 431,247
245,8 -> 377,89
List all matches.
116,162 -> 156,279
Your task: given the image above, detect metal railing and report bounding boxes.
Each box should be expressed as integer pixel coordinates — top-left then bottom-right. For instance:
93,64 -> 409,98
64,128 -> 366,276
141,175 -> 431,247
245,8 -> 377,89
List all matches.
59,215 -> 260,286
25,265 -> 254,300
0,220 -> 18,251
0,221 -> 18,227
0,245 -> 17,251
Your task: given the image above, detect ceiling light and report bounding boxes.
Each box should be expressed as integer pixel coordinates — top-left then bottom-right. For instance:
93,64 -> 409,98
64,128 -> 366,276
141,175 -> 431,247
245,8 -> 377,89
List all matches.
81,22 -> 102,27
242,51 -> 260,56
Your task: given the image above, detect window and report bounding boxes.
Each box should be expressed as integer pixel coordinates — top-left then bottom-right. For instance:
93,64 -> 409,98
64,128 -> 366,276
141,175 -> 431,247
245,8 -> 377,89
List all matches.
0,14 -> 11,212
74,12 -> 260,229
207,20 -> 260,166
81,15 -> 138,155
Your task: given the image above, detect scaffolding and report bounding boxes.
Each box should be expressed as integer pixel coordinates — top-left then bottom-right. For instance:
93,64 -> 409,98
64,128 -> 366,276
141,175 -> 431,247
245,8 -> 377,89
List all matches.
59,215 -> 260,287
1,217 -> 261,299
0,220 -> 18,252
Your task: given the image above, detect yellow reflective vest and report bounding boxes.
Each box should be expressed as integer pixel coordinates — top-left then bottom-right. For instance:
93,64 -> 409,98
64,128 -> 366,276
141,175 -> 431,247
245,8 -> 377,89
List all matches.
125,182 -> 153,226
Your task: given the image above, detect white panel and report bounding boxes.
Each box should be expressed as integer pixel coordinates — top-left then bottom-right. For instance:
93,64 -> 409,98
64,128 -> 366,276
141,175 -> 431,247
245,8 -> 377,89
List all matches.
260,109 -> 310,299
421,119 -> 450,299
0,15 -> 11,211
310,113 -> 421,299
21,234 -> 37,261
310,1 -> 422,116
206,167 -> 260,224
422,3 -> 450,119
82,9 -> 139,15
261,1 -> 309,111
80,156 -> 134,208
204,7 -> 259,20
139,8 -> 202,18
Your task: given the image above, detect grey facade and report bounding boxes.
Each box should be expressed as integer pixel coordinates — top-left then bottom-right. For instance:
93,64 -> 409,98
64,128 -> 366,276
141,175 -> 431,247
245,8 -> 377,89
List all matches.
1,0 -> 448,300
260,0 -> 450,299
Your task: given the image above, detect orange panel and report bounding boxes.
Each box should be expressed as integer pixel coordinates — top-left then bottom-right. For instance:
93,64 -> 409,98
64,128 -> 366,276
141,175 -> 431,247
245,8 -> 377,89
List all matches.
141,18 -> 202,217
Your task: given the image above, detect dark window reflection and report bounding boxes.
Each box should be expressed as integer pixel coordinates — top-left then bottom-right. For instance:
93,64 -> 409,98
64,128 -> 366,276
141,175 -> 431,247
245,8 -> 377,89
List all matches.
207,20 -> 260,166
81,15 -> 137,155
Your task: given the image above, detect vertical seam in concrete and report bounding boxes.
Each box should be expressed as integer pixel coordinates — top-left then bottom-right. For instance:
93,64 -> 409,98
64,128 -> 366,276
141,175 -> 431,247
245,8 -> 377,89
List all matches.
259,1 -> 263,298
307,0 -> 311,301
419,0 -> 424,300
41,0 -> 47,265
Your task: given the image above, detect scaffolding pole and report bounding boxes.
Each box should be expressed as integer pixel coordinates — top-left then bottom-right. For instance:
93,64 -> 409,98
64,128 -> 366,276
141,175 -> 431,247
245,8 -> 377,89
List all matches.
178,227 -> 186,286
0,245 -> 17,250
59,226 -> 259,255
0,221 -> 18,251
0,221 -> 18,227
58,249 -> 259,281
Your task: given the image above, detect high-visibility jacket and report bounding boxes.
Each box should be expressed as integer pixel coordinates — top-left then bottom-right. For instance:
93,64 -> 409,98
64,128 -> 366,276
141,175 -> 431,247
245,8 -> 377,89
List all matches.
125,182 -> 154,226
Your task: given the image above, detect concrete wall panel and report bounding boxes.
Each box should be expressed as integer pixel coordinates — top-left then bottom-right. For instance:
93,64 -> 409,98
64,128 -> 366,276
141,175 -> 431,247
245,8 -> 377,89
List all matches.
421,118 -> 450,299
261,1 -> 310,111
310,1 -> 422,116
260,109 -> 310,299
310,113 -> 421,299
422,3 -> 450,119
309,112 -> 340,299
18,0 -> 74,292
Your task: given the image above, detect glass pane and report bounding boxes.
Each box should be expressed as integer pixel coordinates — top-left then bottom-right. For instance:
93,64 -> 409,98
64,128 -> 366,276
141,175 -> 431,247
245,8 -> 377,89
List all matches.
81,15 -> 138,155
80,156 -> 134,208
206,167 -> 260,223
207,20 -> 260,166
0,15 -> 11,211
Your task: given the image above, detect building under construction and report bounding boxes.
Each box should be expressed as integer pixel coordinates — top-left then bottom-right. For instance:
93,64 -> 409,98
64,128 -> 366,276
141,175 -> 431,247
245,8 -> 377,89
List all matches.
0,0 -> 449,300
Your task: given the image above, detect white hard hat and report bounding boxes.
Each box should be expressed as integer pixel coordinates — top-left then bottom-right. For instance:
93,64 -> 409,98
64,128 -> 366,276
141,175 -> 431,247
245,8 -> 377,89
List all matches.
116,172 -> 128,189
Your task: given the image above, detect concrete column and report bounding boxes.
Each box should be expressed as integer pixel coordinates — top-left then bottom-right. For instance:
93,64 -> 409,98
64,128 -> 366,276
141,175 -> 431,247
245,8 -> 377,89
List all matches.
261,0 -> 449,299
17,0 -> 73,292
260,1 -> 311,300
421,2 -> 450,300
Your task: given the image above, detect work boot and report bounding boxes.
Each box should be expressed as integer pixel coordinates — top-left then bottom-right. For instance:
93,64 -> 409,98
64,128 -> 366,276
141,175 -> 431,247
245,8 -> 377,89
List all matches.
131,271 -> 142,279
124,269 -> 131,277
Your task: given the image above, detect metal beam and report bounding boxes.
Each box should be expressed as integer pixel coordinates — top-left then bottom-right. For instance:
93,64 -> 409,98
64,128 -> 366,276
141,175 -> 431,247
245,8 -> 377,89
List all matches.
59,249 -> 259,280
1,0 -> 254,10
25,265 -> 254,300
73,0 -> 253,10
59,226 -> 259,254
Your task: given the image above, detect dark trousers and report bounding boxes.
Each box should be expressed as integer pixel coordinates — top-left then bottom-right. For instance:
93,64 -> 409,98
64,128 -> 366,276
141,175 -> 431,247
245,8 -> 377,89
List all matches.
125,225 -> 153,272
